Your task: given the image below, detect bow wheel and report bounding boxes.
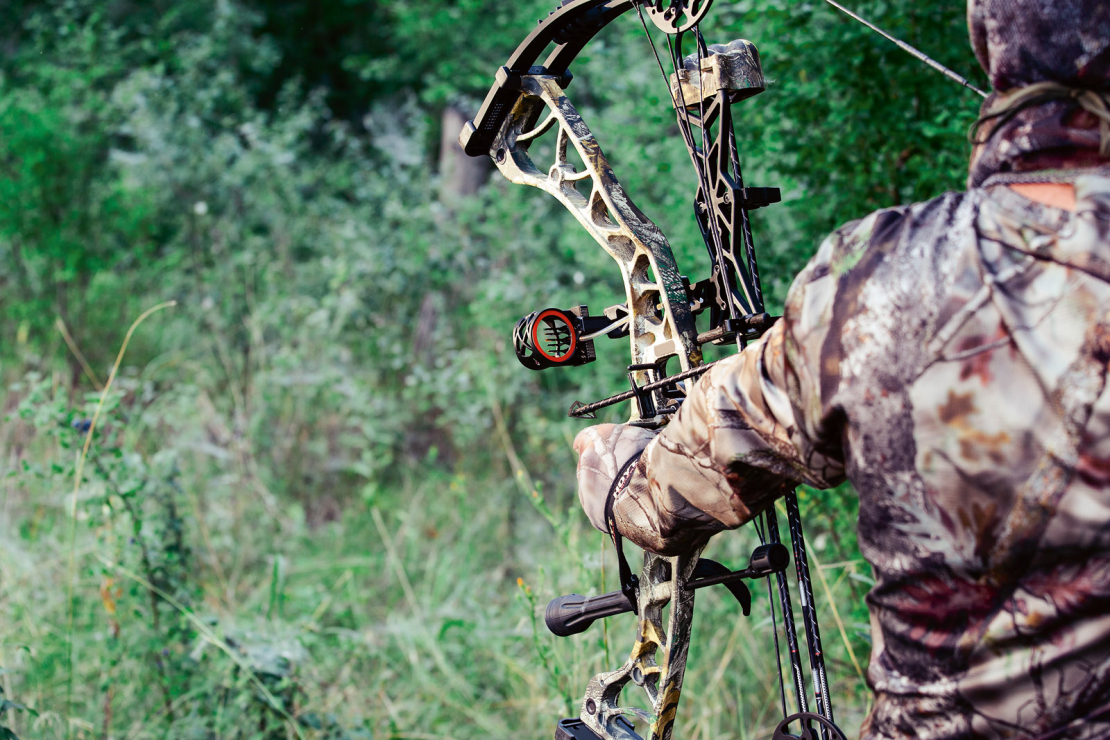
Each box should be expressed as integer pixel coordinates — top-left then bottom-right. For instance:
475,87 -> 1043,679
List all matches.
643,0 -> 714,34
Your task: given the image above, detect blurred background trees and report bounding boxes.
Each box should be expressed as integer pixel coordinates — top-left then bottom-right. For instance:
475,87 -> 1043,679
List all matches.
0,1 -> 985,738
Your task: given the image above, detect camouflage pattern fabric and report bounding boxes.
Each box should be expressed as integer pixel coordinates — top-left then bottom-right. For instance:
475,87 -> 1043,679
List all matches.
609,176 -> 1110,739
967,0 -> 1110,187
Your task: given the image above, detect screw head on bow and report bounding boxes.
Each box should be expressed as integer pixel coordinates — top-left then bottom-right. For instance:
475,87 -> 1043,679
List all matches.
643,0 -> 715,34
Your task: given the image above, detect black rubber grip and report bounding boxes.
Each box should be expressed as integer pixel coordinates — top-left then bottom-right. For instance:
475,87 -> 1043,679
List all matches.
545,590 -> 635,637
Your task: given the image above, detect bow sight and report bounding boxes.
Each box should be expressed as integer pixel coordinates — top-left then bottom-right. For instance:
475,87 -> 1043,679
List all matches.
462,2 -> 847,739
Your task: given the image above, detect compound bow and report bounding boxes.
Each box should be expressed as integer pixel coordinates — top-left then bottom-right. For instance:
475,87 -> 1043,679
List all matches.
461,2 -> 843,738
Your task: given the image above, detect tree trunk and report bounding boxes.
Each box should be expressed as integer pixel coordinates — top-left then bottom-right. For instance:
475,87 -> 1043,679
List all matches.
438,106 -> 491,207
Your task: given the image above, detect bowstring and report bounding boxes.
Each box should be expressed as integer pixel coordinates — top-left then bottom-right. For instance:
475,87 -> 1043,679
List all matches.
821,0 -> 987,98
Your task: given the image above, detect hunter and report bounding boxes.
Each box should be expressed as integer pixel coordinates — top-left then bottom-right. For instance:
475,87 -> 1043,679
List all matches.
573,1 -> 1110,738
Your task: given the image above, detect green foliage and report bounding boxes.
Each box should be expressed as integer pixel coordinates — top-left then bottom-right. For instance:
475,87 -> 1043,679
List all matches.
0,0 -> 981,737
740,0 -> 986,235
0,81 -> 154,345
376,1 -> 553,105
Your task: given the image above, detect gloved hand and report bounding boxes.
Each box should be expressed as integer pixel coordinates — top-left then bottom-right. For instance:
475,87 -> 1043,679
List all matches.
572,423 -> 657,534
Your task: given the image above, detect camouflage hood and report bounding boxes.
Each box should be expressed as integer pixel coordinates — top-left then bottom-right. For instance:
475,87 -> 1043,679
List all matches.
967,0 -> 1110,187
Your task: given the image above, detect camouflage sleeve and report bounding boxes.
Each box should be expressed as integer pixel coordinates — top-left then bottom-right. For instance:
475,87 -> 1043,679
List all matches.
612,221 -> 868,555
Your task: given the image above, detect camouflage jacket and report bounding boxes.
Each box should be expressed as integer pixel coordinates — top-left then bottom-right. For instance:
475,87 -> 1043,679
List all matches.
613,174 -> 1110,739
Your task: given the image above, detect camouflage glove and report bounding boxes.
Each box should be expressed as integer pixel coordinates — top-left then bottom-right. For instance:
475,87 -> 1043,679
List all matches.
572,423 -> 657,534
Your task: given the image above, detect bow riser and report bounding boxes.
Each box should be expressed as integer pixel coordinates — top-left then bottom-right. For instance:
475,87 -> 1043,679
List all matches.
490,74 -> 702,423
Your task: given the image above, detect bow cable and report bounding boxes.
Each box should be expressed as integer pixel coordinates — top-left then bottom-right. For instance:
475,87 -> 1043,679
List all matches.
694,25 -> 767,328
689,28 -> 764,334
718,31 -> 767,317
